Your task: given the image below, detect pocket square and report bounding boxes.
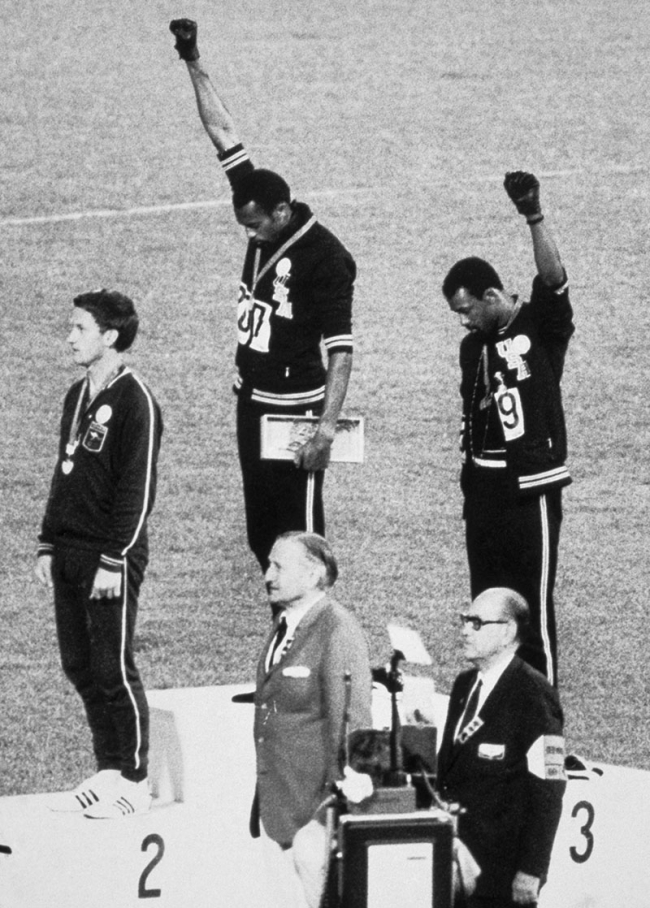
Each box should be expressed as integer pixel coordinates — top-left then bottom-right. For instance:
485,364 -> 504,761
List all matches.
282,666 -> 311,678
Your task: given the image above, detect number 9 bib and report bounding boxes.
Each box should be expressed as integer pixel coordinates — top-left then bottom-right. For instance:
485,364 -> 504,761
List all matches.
495,384 -> 525,441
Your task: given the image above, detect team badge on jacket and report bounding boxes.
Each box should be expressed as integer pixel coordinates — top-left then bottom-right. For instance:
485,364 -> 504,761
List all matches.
273,257 -> 293,319
496,334 -> 531,380
83,422 -> 108,452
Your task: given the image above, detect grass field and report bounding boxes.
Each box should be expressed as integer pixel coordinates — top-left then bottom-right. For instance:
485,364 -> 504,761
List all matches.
2,0 -> 649,797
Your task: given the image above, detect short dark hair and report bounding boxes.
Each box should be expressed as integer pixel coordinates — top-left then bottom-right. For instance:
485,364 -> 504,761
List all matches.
442,257 -> 504,301
277,531 -> 339,589
73,289 -> 139,352
231,169 -> 291,215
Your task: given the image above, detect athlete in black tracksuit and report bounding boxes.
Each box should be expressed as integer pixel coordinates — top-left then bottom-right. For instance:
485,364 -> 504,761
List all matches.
37,294 -> 162,790
170,19 -> 356,570
222,145 -> 355,568
444,173 -> 574,685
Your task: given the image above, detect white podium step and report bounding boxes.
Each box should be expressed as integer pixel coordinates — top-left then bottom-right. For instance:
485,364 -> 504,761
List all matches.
147,683 -> 258,806
0,684 -> 263,908
2,683 -> 650,908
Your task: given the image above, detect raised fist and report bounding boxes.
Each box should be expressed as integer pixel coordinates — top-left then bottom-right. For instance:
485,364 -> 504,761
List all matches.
504,171 -> 541,220
169,18 -> 200,62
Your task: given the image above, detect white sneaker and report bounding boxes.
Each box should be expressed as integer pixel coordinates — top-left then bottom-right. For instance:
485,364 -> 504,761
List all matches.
84,778 -> 151,819
47,769 -> 121,813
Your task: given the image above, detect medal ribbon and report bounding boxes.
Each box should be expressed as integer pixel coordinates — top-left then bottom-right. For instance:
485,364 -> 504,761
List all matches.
65,378 -> 90,458
251,215 -> 317,294
64,365 -> 123,460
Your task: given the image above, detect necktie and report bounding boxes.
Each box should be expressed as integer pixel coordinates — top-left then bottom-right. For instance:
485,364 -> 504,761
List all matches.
456,679 -> 482,741
267,617 -> 288,670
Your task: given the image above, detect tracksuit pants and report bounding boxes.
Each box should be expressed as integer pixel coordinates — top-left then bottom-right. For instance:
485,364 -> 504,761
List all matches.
51,544 -> 149,782
464,485 -> 563,686
237,396 -> 325,570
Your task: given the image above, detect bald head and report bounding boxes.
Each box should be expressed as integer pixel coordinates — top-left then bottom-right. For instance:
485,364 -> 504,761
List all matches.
460,588 -> 530,671
473,588 -> 530,644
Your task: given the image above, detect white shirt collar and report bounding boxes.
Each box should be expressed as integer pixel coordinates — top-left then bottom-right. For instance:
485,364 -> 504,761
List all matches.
281,591 -> 326,635
476,651 -> 516,709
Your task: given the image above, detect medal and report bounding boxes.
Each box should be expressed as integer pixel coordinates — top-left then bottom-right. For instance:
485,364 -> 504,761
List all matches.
62,365 -> 121,475
62,379 -> 88,475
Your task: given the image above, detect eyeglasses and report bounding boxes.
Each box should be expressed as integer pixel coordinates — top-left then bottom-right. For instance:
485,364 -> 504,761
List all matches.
459,614 -> 509,632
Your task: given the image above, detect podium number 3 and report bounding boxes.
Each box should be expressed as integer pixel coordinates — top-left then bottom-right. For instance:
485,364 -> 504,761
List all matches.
139,834 -> 165,898
570,801 -> 595,864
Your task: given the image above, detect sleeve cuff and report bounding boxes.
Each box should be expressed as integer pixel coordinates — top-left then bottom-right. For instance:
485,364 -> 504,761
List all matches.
218,143 -> 255,186
99,554 -> 124,573
550,270 -> 569,294
324,335 -> 353,355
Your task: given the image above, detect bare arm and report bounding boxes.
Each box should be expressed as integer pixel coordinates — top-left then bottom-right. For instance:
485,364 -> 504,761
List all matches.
170,18 -> 241,153
185,58 -> 242,154
35,554 -> 53,590
528,217 -> 565,288
293,352 -> 352,472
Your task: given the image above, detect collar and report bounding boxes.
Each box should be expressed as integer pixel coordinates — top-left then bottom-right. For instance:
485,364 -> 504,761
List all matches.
281,591 -> 326,636
87,360 -> 125,399
498,294 -> 522,335
476,651 -> 516,709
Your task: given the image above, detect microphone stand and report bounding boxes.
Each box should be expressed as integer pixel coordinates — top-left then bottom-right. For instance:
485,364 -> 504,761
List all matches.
385,649 -> 408,787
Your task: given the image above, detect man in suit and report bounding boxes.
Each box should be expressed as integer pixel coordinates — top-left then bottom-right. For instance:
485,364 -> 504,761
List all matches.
253,531 -> 372,908
437,588 -> 566,907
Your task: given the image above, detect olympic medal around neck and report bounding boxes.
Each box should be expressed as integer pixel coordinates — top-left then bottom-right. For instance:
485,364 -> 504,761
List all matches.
62,365 -> 121,475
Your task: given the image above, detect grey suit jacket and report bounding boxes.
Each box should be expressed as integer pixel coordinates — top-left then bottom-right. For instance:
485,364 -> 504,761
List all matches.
253,595 -> 372,844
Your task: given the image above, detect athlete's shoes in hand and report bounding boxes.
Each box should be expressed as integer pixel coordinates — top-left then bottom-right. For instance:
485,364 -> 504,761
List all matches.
84,777 -> 152,819
47,769 -> 121,813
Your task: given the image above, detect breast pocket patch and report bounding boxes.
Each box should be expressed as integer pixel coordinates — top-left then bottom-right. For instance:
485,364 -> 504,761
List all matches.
282,666 -> 311,678
478,743 -> 505,761
82,422 -> 108,452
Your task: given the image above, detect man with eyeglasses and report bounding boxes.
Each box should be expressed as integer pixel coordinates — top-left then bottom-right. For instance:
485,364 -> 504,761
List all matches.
437,587 -> 566,907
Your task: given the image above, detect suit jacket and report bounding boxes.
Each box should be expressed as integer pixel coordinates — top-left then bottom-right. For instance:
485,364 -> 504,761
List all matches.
253,595 -> 372,845
437,657 -> 566,898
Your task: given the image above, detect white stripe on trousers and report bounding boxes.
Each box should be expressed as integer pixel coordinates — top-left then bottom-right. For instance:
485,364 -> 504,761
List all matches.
304,409 -> 316,534
538,496 -> 555,686
119,558 -> 144,771
305,473 -> 315,533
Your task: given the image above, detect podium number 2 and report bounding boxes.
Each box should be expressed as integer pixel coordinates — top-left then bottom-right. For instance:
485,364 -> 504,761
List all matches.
139,834 -> 165,898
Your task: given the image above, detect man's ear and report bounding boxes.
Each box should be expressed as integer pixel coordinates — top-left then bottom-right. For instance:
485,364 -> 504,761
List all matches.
102,328 -> 119,350
505,620 -> 519,648
273,201 -> 293,225
482,287 -> 501,305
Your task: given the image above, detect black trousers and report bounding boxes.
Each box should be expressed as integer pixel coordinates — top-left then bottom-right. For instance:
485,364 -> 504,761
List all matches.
236,396 -> 325,570
464,483 -> 563,686
461,896 -> 527,908
52,544 -> 149,782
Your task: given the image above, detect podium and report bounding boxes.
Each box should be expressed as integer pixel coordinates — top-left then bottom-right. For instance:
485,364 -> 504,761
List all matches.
4,684 -> 650,907
0,685 -> 265,908
336,810 -> 454,908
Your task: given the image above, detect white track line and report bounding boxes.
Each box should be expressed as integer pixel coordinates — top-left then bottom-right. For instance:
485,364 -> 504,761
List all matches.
0,188 -> 375,228
1,166 -> 644,228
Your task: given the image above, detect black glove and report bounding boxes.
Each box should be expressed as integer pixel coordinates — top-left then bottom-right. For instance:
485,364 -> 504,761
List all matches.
169,18 -> 200,61
504,171 -> 542,221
